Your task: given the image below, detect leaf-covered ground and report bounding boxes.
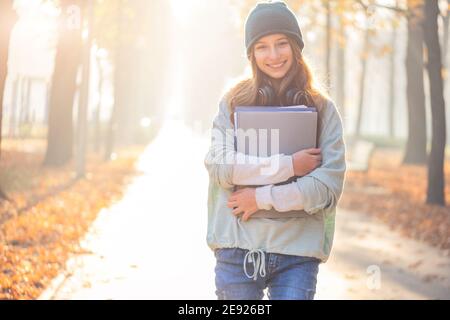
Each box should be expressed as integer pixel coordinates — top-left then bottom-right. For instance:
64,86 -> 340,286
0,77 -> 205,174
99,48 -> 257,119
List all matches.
340,148 -> 450,253
0,141 -> 143,299
1,140 -> 448,299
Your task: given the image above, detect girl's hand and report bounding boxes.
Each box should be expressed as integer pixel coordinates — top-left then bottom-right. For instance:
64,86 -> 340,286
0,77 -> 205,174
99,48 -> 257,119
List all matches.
292,148 -> 322,176
227,188 -> 258,222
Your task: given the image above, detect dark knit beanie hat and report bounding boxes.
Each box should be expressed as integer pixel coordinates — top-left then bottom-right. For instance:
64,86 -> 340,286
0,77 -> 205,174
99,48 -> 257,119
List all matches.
245,1 -> 304,58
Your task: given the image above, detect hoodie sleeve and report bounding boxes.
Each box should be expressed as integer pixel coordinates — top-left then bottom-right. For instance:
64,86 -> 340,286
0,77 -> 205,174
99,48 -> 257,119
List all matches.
294,100 -> 346,214
254,100 -> 347,215
204,98 -> 295,189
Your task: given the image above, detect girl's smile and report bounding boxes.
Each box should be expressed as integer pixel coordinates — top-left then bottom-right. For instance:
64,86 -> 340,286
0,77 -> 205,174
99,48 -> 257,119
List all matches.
266,60 -> 287,69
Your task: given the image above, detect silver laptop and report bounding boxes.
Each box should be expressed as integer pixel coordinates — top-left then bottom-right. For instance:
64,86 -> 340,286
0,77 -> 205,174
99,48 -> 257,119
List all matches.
234,106 -> 318,219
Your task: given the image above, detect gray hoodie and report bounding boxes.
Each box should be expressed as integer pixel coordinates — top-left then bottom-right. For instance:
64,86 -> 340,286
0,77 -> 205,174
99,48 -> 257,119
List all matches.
204,96 -> 346,279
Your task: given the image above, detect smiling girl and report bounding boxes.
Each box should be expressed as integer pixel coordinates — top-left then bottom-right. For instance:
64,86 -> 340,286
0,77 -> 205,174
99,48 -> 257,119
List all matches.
204,1 -> 346,300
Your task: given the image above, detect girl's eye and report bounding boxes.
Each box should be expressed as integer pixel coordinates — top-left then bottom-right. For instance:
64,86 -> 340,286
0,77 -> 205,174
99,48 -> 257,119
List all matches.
256,42 -> 287,50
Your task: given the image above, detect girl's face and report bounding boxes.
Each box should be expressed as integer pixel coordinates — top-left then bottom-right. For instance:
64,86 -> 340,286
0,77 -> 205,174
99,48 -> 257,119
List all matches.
253,33 -> 293,81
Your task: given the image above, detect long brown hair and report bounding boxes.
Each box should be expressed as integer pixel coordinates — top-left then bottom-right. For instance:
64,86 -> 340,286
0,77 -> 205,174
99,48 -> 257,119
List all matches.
225,35 -> 329,124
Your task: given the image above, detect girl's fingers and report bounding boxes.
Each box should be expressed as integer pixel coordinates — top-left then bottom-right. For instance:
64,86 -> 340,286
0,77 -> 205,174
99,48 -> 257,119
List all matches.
306,148 -> 321,154
227,200 -> 237,208
233,189 -> 245,194
242,211 -> 253,222
231,190 -> 245,197
231,189 -> 246,200
232,207 -> 243,215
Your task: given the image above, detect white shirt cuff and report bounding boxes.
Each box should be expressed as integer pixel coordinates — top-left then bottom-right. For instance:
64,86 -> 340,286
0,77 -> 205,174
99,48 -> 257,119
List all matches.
283,155 -> 295,178
255,185 -> 273,210
232,153 -> 295,186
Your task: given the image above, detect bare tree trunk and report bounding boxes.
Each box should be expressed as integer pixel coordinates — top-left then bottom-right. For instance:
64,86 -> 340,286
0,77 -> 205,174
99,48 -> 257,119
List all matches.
423,0 -> 446,206
104,52 -> 120,161
325,0 -> 332,91
76,0 -> 93,178
388,19 -> 398,138
94,53 -> 103,153
355,26 -> 370,138
19,77 -> 32,138
23,78 -> 31,126
8,76 -> 18,137
107,0 -> 138,150
0,0 -> 16,159
403,1 -> 427,164
336,15 -> 346,121
104,0 -> 124,161
443,0 -> 450,69
0,0 -> 16,201
44,0 -> 83,167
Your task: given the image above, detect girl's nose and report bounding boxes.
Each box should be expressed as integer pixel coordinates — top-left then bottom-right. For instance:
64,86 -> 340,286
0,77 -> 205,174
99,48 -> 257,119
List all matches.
269,46 -> 280,59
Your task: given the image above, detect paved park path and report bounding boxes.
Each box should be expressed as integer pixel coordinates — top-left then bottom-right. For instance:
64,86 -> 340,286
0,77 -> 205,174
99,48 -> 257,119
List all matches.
39,121 -> 450,300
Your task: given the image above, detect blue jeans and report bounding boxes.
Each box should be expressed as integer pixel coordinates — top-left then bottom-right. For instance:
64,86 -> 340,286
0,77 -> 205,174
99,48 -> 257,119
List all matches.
214,248 -> 320,300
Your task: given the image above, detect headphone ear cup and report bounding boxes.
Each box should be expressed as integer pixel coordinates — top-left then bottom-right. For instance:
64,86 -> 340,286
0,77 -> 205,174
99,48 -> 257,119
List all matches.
258,85 -> 275,106
285,88 -> 303,106
285,88 -> 308,106
293,91 -> 304,105
285,88 -> 296,106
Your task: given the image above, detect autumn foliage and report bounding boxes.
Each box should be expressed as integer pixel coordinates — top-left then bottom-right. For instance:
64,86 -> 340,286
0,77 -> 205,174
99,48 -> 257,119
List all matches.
340,148 -> 450,252
0,141 -> 142,299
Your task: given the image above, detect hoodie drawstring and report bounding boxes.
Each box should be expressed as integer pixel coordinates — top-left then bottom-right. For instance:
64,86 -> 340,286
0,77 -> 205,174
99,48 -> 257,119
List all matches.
243,249 -> 266,281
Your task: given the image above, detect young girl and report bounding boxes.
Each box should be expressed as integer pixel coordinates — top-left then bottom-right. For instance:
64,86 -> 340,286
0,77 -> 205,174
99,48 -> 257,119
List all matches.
204,1 -> 346,300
